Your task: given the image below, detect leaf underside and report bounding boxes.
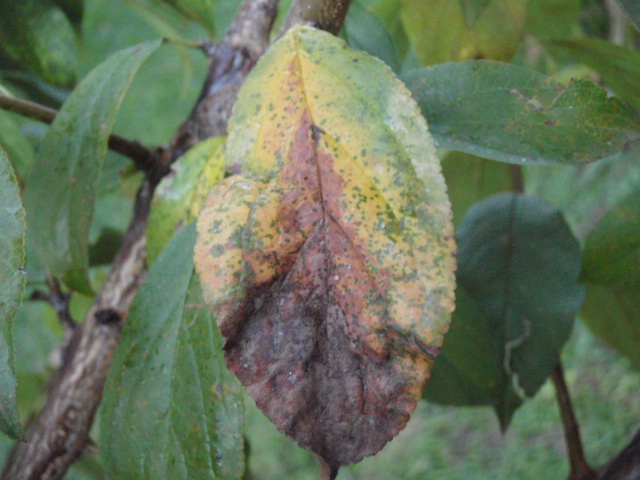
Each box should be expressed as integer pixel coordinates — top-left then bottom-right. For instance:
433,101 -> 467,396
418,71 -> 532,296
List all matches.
195,26 -> 456,467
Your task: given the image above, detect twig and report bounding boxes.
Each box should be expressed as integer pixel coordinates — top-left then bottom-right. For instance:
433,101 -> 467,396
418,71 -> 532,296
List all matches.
280,0 -> 353,35
551,363 -> 597,480
30,272 -> 76,340
598,428 -> 640,480
0,94 -> 167,176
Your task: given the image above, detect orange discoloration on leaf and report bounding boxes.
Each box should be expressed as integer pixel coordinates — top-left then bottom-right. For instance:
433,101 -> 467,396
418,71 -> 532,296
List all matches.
195,26 -> 456,468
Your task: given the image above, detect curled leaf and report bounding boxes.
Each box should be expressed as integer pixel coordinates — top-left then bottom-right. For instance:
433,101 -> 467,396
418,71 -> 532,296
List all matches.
195,26 -> 455,468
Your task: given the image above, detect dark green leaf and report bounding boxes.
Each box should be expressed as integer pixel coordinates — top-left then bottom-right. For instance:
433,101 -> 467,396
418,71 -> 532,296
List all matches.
24,39 -> 161,294
403,60 -> 640,164
551,38 -> 640,113
0,0 -> 78,87
441,151 -> 512,227
526,0 -> 581,39
342,1 -> 400,72
0,148 -> 26,439
456,193 -> 583,428
580,190 -> 640,286
580,281 -> 640,369
101,224 -> 245,480
617,0 -> 640,32
423,286 -> 501,406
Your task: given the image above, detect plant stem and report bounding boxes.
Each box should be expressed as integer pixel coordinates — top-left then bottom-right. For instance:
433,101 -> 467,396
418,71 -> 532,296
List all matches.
0,94 -> 165,176
280,0 -> 353,35
551,363 -> 597,480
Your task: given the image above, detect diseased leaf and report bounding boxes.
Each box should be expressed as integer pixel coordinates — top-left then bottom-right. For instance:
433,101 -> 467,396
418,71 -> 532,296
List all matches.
401,0 -> 525,66
0,148 -> 26,439
0,0 -> 78,87
101,224 -> 244,480
551,38 -> 640,113
147,136 -> 225,264
24,39 -> 161,294
456,193 -> 583,428
403,60 -> 640,165
195,26 -> 456,468
580,190 -> 640,286
617,0 -> 640,32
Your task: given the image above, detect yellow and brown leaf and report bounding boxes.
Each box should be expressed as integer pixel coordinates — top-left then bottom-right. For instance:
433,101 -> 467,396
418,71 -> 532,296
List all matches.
195,25 -> 456,468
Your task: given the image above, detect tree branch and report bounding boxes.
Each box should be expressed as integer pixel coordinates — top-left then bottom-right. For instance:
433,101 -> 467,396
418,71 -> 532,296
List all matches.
0,94 -> 167,176
551,363 -> 597,480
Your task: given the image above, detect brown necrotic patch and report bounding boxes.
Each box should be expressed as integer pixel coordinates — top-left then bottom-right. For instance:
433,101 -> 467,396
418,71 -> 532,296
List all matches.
216,111 -> 430,467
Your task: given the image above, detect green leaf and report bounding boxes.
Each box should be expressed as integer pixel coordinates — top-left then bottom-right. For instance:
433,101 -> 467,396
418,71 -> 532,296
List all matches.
526,0 -> 581,39
403,60 -> 640,165
342,1 -> 400,72
423,286 -> 501,406
24,39 -> 161,294
441,151 -> 512,227
147,136 -> 226,264
101,224 -> 244,480
0,148 -> 26,439
0,0 -> 79,87
551,38 -> 640,113
0,111 -> 35,183
580,190 -> 640,286
617,0 -> 640,32
401,0 -> 525,65
580,281 -> 640,369
455,193 -> 583,428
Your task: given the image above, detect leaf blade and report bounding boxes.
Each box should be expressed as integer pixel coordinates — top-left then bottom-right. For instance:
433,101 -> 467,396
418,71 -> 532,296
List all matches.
196,25 -> 456,467
24,39 -> 161,294
101,224 -> 245,480
455,193 -> 583,427
0,147 -> 26,439
403,60 -> 640,165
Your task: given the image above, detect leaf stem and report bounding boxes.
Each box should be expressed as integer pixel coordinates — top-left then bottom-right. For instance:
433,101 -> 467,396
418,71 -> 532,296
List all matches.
318,455 -> 339,480
551,363 -> 597,480
0,94 -> 167,176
